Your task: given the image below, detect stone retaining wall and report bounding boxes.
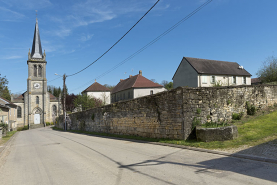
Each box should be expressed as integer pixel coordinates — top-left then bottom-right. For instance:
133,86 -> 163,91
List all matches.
56,85 -> 277,140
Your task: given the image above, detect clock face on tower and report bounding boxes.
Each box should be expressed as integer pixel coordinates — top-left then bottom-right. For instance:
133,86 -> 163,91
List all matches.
34,83 -> 41,89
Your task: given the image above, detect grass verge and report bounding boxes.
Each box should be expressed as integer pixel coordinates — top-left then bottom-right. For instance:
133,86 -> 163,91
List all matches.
52,107 -> 277,150
0,131 -> 17,146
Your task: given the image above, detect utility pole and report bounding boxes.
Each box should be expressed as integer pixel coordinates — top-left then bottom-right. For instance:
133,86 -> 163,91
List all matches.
63,74 -> 67,131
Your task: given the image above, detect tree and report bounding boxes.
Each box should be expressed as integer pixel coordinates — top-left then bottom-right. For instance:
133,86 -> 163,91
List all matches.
161,80 -> 173,90
103,84 -> 115,90
0,74 -> 11,100
73,94 -> 102,112
256,56 -> 277,83
66,93 -> 77,112
47,85 -> 62,98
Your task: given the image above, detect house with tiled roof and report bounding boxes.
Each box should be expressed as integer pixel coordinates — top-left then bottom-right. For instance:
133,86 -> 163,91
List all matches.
111,70 -> 165,103
173,57 -> 252,88
251,78 -> 262,85
82,80 -> 111,105
0,96 -> 17,131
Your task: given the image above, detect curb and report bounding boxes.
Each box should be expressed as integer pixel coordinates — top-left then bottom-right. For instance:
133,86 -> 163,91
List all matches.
52,128 -> 277,165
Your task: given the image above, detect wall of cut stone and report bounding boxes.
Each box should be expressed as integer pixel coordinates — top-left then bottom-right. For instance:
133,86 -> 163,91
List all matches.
56,85 -> 277,140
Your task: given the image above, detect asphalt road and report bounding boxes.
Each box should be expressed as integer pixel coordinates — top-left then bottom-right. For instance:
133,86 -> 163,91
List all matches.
0,127 -> 276,185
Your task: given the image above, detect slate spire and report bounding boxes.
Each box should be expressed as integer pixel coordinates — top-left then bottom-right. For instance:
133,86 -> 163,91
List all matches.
31,18 -> 43,59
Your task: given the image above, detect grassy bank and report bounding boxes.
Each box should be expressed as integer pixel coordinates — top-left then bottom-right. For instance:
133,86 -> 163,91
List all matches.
53,107 -> 277,150
0,131 -> 17,146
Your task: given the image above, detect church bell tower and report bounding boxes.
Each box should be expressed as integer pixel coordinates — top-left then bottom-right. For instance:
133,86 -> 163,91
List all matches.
27,18 -> 47,126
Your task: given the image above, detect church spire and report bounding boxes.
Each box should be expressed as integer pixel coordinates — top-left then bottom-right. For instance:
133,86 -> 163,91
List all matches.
31,16 -> 43,59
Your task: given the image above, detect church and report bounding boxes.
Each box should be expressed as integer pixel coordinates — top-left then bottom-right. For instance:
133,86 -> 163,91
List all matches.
12,18 -> 61,128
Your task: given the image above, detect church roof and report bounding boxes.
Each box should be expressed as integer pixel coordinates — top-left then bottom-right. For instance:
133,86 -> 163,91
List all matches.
31,18 -> 43,59
82,82 -> 110,93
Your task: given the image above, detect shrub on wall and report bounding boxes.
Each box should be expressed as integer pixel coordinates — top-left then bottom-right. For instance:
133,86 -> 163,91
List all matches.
246,102 -> 256,115
232,112 -> 244,120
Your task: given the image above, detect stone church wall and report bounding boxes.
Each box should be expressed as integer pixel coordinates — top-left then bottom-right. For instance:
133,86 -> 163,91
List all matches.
56,85 -> 277,140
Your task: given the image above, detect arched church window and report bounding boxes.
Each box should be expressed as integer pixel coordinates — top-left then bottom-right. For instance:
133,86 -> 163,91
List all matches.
34,65 -> 37,77
36,96 -> 39,104
53,105 -> 57,116
17,106 -> 22,118
38,65 -> 42,77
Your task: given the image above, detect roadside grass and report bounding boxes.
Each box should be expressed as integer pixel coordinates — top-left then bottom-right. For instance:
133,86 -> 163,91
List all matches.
0,131 -> 17,146
52,107 -> 277,150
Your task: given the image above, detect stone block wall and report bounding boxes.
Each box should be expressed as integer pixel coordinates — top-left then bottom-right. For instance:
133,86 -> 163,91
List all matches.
56,85 -> 277,140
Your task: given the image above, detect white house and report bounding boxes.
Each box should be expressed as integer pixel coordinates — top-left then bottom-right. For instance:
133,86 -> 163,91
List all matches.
0,96 -> 17,131
82,81 -> 111,105
111,70 -> 165,103
173,57 -> 252,88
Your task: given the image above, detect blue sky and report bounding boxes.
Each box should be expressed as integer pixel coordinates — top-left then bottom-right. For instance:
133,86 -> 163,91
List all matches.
1,0 -> 277,95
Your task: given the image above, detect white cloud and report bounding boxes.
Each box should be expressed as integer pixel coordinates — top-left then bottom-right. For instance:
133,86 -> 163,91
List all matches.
0,0 -> 52,9
0,6 -> 25,21
80,34 -> 94,42
2,55 -> 23,59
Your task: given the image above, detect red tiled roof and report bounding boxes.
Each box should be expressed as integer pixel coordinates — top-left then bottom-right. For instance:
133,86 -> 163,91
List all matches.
49,93 -> 58,101
251,78 -> 261,84
82,82 -> 110,93
112,74 -> 163,94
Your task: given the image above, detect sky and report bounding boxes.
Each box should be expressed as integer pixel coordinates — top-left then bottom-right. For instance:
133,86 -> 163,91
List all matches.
1,0 -> 277,95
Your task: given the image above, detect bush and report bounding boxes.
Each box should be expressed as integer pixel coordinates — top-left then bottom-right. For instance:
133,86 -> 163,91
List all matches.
246,102 -> 256,115
0,123 -> 8,133
232,112 -> 244,120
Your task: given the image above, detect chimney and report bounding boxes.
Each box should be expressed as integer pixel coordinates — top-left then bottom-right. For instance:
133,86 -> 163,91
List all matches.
95,79 -> 96,82
120,79 -> 124,82
129,75 -> 132,78
139,70 -> 142,75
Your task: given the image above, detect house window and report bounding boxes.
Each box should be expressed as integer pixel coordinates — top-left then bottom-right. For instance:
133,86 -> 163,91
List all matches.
233,76 -> 236,84
34,65 -> 37,77
211,76 -> 216,83
243,77 -> 246,84
17,106 -> 22,118
128,92 -> 130,99
202,76 -> 207,84
150,90 -> 153,95
53,105 -> 57,116
38,65 -> 42,77
123,93 -> 125,99
36,96 -> 39,104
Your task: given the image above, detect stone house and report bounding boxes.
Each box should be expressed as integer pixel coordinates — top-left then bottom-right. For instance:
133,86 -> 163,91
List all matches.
111,70 -> 165,103
11,18 -> 61,128
173,57 -> 252,88
82,80 -> 111,105
0,96 -> 17,131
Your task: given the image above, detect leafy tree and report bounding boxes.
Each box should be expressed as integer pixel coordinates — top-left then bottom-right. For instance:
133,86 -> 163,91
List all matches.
0,74 -> 11,100
256,56 -> 277,83
161,80 -> 173,90
103,84 -> 115,90
66,93 -> 77,112
73,94 -> 102,112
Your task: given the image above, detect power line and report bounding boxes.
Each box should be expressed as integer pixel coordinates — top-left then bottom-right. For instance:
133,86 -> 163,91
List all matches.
67,0 -> 161,77
69,0 -> 213,93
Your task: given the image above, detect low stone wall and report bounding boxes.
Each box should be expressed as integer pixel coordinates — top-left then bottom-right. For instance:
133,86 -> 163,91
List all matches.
56,85 -> 277,140
196,125 -> 238,142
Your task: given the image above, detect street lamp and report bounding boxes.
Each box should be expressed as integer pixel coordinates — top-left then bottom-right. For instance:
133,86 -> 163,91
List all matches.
55,73 -> 67,130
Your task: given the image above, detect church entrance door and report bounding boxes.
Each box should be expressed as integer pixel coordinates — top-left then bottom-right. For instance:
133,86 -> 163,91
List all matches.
34,114 -> 40,124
